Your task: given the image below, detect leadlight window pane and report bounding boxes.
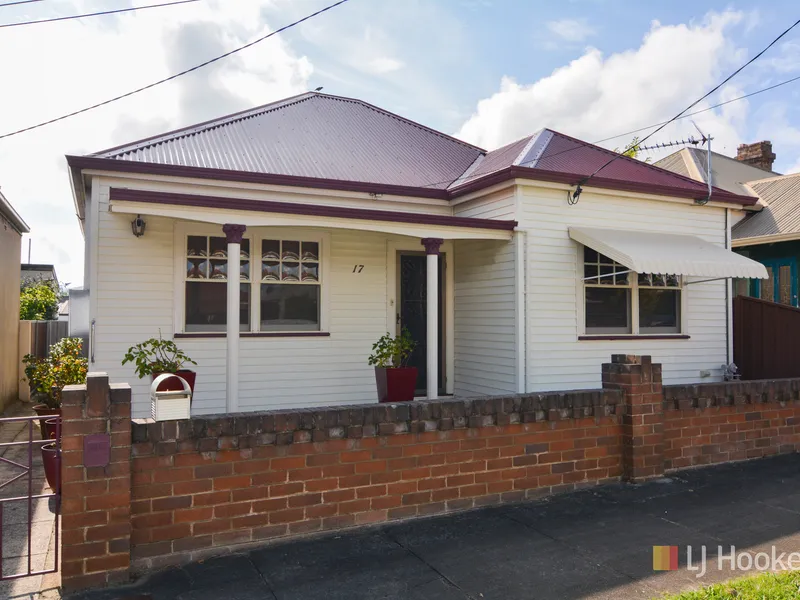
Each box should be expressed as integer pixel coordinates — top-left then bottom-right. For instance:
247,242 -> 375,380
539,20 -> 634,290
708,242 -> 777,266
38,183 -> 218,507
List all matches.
302,242 -> 319,261
260,284 -> 320,331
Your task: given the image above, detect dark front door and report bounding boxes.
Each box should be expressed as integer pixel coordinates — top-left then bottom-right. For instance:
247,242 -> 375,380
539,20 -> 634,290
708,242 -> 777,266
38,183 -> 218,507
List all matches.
399,254 -> 444,395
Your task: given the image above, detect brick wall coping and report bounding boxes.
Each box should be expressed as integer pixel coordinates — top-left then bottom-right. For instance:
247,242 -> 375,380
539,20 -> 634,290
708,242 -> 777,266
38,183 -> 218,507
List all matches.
132,389 -> 622,449
664,378 -> 800,410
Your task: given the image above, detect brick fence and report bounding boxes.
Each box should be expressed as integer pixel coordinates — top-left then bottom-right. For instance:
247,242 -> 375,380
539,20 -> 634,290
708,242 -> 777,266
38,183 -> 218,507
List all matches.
59,355 -> 800,592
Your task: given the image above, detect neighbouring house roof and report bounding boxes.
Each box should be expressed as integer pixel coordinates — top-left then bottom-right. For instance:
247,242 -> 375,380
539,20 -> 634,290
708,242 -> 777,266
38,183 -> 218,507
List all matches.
67,92 -> 756,207
0,189 -> 29,234
655,147 -> 777,197
732,173 -> 800,242
21,263 -> 58,288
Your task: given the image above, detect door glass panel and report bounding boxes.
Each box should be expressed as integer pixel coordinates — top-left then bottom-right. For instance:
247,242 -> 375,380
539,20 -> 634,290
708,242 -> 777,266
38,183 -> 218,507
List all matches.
779,265 -> 793,305
760,266 -> 775,302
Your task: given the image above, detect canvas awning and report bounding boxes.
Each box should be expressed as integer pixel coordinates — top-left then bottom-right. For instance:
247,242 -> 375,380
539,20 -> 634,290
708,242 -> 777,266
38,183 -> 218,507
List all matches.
569,227 -> 768,279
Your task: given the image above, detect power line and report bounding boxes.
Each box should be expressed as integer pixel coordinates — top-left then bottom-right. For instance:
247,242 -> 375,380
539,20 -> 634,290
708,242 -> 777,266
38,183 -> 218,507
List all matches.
0,0 -> 44,6
590,73 -> 800,147
405,73 -> 800,193
0,0 -> 199,28
0,0 -> 351,140
570,17 -> 800,199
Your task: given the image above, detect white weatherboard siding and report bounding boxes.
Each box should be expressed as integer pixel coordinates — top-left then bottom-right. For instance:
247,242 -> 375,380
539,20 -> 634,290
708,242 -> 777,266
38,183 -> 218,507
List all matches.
453,238 -> 518,395
519,184 -> 730,390
91,177 -> 481,417
452,189 -> 518,396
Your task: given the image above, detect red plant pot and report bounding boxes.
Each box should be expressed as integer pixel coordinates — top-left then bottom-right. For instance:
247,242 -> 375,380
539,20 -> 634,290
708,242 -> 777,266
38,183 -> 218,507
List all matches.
33,405 -> 61,441
374,367 -> 418,403
43,417 -> 60,443
41,442 -> 60,493
152,370 -> 196,393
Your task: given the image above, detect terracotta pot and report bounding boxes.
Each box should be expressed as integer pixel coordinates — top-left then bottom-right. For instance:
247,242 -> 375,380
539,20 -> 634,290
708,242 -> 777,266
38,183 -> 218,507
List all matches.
41,442 -> 60,493
152,370 -> 196,393
42,417 -> 61,443
374,367 -> 418,403
33,404 -> 61,441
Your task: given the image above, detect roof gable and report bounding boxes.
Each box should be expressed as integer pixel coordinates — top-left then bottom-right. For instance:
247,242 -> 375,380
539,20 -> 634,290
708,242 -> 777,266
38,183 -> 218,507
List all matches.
733,172 -> 800,241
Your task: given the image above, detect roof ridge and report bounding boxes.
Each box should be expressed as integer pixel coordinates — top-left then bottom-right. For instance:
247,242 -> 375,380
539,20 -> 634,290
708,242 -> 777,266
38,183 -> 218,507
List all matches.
92,92 -> 317,157
311,92 -> 486,154
746,171 -> 800,186
92,91 -> 486,159
545,128 -> 720,193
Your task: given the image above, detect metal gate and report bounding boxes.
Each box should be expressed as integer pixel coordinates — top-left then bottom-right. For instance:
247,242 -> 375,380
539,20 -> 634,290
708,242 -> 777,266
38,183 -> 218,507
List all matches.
0,414 -> 60,581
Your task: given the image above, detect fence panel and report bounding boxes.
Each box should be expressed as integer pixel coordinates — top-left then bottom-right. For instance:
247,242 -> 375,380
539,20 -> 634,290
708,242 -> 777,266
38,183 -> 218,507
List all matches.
733,295 -> 800,379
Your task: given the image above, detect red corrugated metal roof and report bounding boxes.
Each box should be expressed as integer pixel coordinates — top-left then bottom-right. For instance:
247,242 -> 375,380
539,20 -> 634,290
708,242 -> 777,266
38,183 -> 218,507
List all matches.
79,92 -> 755,205
94,92 -> 482,190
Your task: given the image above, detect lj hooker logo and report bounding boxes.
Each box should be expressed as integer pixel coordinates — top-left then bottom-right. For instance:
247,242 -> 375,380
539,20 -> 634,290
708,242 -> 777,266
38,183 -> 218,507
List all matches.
654,545 -> 800,578
653,546 -> 679,571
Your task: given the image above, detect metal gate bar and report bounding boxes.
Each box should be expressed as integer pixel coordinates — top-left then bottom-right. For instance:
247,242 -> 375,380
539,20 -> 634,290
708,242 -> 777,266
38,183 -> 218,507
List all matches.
0,414 -> 60,581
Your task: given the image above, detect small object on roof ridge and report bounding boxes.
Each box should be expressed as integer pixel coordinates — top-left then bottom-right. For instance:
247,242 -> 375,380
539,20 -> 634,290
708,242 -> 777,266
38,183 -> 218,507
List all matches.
314,87 -> 323,92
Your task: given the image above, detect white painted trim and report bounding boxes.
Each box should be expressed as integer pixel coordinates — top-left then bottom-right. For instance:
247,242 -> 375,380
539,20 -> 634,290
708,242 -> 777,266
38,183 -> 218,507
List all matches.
732,232 -> 800,247
226,241 -> 240,412
426,252 -> 439,399
386,239 -> 455,395
445,248 -> 455,396
111,200 -> 513,241
726,208 -> 733,365
82,169 -> 452,207
514,230 -> 527,393
517,181 -> 746,210
88,177 -> 101,363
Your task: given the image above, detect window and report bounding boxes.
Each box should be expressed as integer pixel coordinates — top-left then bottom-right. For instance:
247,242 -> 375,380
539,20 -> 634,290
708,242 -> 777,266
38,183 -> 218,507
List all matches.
260,240 -> 320,331
181,233 -> 323,334
583,247 -> 682,336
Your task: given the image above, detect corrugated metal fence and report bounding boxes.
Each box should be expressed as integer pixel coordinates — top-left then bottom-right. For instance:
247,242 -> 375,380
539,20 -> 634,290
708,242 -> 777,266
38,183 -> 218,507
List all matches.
733,295 -> 800,379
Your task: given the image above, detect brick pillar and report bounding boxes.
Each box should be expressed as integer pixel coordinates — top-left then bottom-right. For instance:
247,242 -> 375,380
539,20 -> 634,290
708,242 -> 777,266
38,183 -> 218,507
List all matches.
61,373 -> 132,591
602,355 -> 664,482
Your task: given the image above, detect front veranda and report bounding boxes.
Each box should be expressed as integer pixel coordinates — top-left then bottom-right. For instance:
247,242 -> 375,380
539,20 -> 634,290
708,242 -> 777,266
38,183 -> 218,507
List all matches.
108,190 -> 517,417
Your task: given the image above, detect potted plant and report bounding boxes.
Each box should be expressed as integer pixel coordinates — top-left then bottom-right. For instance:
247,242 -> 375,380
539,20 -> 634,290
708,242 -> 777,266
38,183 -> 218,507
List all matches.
368,328 -> 417,403
122,335 -> 198,393
22,337 -> 88,441
22,338 -> 87,491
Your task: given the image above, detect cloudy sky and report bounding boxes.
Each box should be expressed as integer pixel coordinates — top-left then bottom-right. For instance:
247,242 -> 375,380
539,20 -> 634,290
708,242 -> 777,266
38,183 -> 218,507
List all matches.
2,0 -> 800,288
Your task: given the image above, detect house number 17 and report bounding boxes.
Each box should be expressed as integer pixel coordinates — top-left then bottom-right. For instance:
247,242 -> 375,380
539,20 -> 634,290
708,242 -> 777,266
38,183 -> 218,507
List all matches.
352,265 -> 365,273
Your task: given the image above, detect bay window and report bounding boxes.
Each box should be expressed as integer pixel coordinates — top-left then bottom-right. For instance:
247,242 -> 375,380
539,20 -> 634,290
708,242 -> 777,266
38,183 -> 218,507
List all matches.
182,232 -> 323,334
583,247 -> 682,336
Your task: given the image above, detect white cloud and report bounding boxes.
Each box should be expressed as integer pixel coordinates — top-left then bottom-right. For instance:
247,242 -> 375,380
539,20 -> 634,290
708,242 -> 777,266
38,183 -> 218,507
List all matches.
0,0 -> 313,287
456,11 -> 748,158
366,57 -> 405,74
546,18 -> 595,42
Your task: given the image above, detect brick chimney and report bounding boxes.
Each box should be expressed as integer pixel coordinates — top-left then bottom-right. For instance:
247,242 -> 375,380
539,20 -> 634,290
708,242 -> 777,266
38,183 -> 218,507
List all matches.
736,141 -> 776,171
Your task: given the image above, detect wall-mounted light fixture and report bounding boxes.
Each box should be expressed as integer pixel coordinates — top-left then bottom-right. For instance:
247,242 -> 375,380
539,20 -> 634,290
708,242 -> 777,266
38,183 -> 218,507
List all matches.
131,214 -> 146,237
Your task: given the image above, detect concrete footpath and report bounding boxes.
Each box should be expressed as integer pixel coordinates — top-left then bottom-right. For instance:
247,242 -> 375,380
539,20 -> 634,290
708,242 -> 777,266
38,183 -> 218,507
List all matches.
0,403 -> 60,600
71,453 -> 800,600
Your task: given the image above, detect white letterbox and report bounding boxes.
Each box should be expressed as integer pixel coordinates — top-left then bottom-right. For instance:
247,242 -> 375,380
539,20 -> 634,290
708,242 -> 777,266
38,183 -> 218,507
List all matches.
150,374 -> 192,421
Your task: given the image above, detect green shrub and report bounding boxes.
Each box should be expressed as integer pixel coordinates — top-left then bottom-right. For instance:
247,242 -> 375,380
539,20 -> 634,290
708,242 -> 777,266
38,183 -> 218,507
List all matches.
19,280 -> 58,321
22,338 -> 88,409
122,336 -> 197,379
368,329 -> 416,368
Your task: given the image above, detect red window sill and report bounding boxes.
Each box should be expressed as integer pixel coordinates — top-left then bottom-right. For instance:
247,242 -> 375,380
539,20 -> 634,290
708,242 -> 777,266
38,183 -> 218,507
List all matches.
174,332 -> 330,339
578,334 -> 690,341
